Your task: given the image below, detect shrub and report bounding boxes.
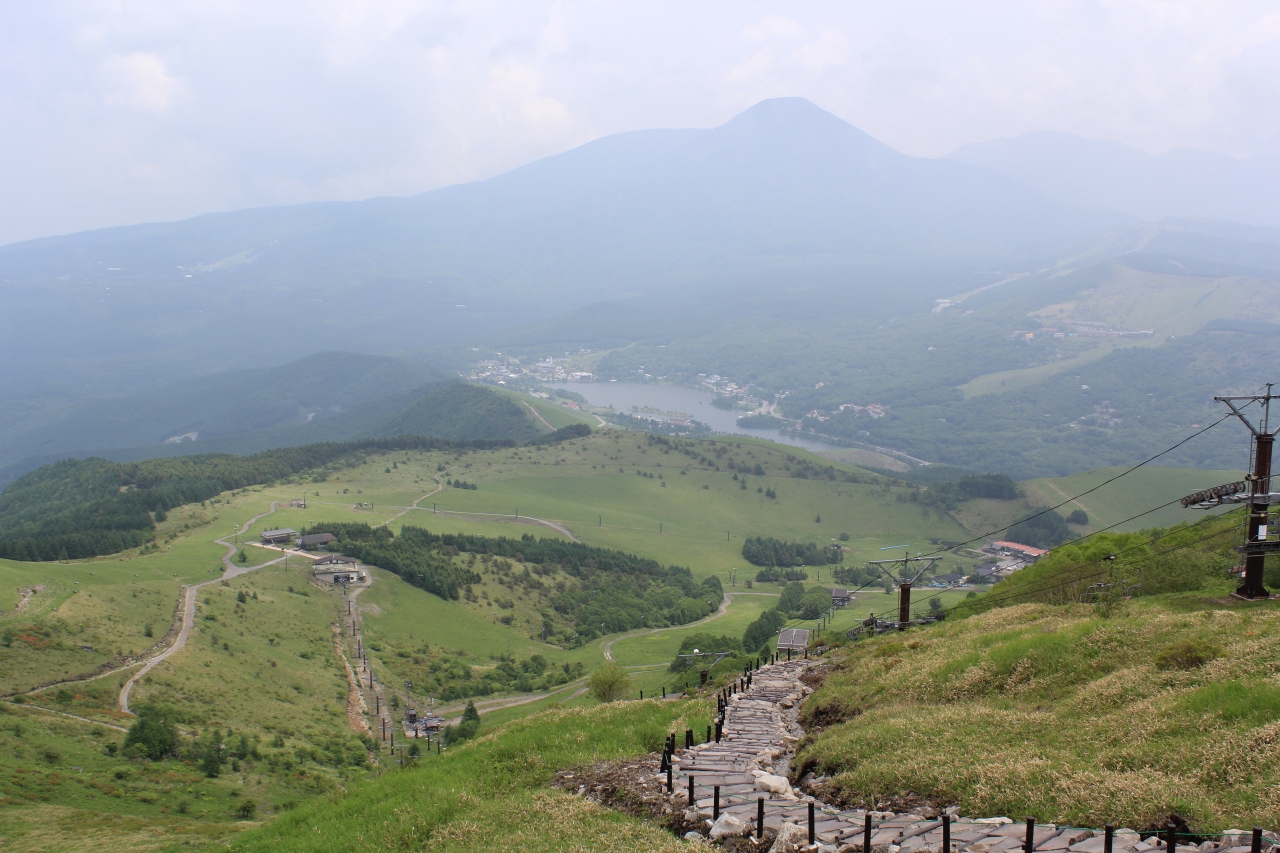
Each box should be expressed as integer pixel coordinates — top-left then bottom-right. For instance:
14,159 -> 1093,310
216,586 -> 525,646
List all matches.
123,708 -> 178,760
588,663 -> 633,703
1154,638 -> 1217,670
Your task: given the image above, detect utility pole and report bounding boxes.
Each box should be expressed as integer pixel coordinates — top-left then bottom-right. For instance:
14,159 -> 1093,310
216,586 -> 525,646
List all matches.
1185,386 -> 1280,599
867,551 -> 942,630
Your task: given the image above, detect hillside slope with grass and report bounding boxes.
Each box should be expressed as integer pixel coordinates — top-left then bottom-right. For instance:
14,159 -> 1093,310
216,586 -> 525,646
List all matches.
798,508 -> 1280,831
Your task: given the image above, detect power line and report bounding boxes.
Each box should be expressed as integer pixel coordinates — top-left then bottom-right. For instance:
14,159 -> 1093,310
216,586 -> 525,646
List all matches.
913,412 -> 1239,560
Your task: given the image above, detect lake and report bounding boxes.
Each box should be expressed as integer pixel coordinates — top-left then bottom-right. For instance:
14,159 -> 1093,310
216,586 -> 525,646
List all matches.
544,381 -> 836,454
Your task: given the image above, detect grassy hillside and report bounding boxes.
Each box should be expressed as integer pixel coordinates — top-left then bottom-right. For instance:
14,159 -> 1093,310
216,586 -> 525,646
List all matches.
801,594 -> 1280,831
227,699 -> 712,853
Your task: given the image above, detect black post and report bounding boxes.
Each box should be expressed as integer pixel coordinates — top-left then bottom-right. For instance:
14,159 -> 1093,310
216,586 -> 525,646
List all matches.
666,762 -> 673,793
1024,817 -> 1035,853
788,648 -> 792,661
757,797 -> 765,839
689,774 -> 695,807
685,729 -> 693,749
1104,826 -> 1114,853
809,801 -> 816,844
662,685 -> 666,698
715,721 -> 722,742
864,813 -> 873,853
640,690 -> 643,700
943,814 -> 950,853
660,750 -> 669,771
713,785 -> 720,820
1166,822 -> 1177,853
706,725 -> 712,744
437,740 -> 440,754
1252,828 -> 1263,853
1242,434 -> 1274,598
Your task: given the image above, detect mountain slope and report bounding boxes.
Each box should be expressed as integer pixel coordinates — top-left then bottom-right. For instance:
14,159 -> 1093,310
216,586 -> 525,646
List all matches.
0,99 -> 1119,401
0,356 -> 558,481
948,130 -> 1280,226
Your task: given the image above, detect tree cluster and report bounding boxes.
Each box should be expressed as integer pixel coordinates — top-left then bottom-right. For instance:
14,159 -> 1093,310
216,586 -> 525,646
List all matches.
742,536 -> 842,568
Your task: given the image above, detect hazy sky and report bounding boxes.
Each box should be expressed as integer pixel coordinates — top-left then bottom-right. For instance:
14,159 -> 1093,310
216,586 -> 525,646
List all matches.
3,1 -> 1279,245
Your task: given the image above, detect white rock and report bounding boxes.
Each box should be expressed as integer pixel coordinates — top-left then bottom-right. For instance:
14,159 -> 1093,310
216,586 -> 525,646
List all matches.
710,812 -> 749,839
972,817 -> 1013,826
684,830 -> 705,841
755,773 -> 793,797
770,821 -> 809,853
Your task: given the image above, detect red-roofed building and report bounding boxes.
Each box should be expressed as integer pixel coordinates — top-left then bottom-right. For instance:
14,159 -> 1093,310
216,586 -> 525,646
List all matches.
986,540 -> 1049,562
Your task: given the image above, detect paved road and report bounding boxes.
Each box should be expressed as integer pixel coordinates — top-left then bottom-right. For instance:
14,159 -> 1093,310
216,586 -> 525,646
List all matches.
118,500 -> 286,714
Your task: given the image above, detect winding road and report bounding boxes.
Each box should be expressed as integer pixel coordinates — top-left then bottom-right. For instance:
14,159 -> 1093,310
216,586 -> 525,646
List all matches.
117,500 -> 287,714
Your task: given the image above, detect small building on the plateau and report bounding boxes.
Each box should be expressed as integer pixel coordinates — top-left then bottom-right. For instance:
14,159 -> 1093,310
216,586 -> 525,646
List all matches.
777,628 -> 810,652
829,587 -> 852,607
933,572 -> 965,586
984,540 -> 1049,563
260,528 -> 297,545
313,558 -> 365,585
297,532 -> 337,550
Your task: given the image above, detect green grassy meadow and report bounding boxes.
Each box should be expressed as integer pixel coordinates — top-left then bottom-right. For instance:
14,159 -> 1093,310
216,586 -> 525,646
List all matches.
1,421 -> 1274,848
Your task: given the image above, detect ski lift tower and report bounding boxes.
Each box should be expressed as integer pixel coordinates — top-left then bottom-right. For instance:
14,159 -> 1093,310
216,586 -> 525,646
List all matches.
1182,385 -> 1280,599
677,648 -> 734,687
868,548 -> 943,630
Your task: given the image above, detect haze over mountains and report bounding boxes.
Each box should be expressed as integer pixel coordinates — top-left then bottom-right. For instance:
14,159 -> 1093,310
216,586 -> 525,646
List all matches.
949,131 -> 1280,227
0,98 -> 1116,394
3,96 -> 1280,481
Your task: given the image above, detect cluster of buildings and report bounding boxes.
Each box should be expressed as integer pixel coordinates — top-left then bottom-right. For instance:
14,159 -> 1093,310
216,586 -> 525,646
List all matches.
258,528 -> 366,584
468,352 -> 597,385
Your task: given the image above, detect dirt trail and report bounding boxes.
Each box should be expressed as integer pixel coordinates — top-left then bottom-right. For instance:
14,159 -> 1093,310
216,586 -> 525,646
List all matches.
118,501 -> 287,714
519,400 -> 556,431
602,592 -> 780,662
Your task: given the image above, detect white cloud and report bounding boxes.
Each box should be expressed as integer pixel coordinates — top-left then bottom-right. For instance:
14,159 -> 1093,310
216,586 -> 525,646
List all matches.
101,51 -> 187,112
1,0 -> 1279,244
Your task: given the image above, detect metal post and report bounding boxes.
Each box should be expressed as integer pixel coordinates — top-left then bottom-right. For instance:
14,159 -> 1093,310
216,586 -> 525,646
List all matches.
864,813 -> 873,853
666,762 -> 673,793
715,721 -> 722,742
899,581 -> 912,630
706,725 -> 711,743
1024,817 -> 1035,853
1252,828 -> 1263,853
1104,826 -> 1114,853
1166,822 -> 1177,853
1242,433 -> 1274,598
809,801 -> 816,844
689,774 -> 695,807
943,814 -> 950,853
757,797 -> 765,839
685,729 -> 693,749
713,785 -> 720,820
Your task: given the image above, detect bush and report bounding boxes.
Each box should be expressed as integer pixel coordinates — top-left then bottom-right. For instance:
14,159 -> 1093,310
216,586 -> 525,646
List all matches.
123,708 -> 178,760
1155,638 -> 1217,670
588,663 -> 633,703
1067,509 -> 1089,525
235,799 -> 257,819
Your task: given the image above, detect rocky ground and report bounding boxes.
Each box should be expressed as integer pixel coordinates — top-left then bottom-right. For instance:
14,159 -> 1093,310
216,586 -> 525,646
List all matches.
554,659 -> 1280,853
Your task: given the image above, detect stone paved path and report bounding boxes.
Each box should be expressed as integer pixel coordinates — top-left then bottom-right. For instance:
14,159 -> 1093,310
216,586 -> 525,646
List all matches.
667,661 -> 1271,852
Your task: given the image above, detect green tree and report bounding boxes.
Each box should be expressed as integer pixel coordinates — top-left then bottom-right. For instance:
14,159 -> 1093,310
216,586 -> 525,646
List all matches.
237,550 -> 247,564
462,701 -> 480,724
123,708 -> 177,760
588,662 -> 633,703
778,581 -> 806,613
